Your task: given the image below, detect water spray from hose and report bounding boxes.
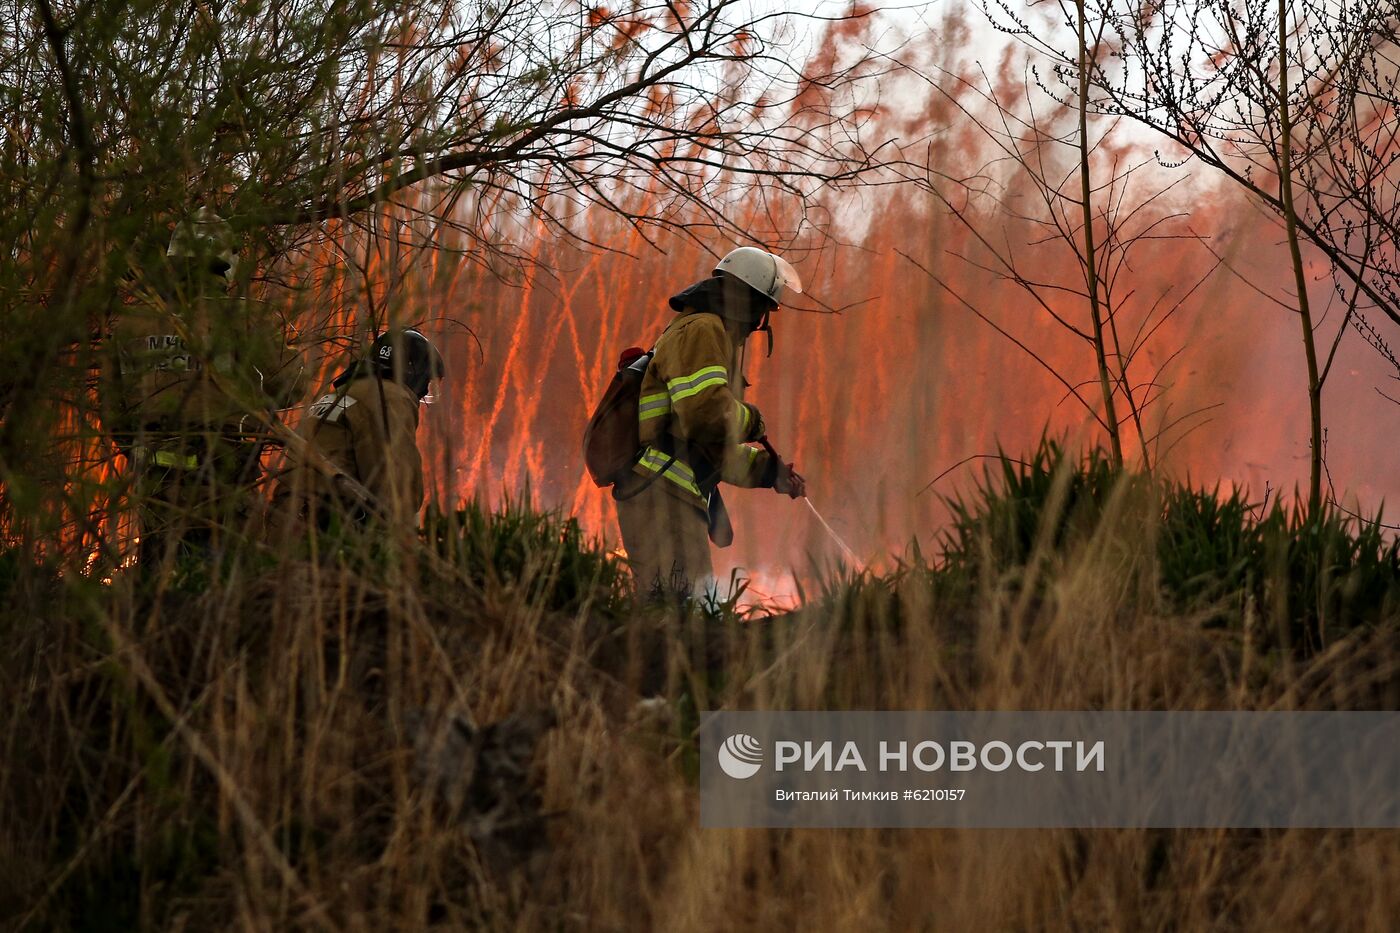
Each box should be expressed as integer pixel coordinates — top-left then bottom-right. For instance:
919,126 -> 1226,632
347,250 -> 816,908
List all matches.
803,496 -> 860,566
758,434 -> 860,567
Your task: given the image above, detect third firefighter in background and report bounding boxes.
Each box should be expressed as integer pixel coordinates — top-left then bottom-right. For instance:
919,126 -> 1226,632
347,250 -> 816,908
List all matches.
273,327 -> 445,533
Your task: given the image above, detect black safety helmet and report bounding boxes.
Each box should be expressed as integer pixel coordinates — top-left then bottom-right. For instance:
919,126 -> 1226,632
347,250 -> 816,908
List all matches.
368,327 -> 445,400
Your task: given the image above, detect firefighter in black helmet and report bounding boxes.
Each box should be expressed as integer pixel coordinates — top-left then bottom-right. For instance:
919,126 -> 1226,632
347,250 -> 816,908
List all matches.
274,327 -> 445,533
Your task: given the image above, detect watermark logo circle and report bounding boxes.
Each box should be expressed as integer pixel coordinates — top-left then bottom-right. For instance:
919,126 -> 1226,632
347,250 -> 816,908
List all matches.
718,733 -> 763,779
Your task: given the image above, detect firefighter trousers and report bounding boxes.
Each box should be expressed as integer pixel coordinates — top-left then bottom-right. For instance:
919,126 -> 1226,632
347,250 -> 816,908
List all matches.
127,436 -> 264,565
614,479 -> 713,603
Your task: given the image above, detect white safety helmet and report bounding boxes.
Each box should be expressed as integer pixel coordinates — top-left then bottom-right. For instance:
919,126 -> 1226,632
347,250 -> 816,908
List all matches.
167,206 -> 239,280
714,246 -> 803,304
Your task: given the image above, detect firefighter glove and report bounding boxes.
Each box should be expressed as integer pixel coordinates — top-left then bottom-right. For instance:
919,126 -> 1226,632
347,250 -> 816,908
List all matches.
774,461 -> 805,499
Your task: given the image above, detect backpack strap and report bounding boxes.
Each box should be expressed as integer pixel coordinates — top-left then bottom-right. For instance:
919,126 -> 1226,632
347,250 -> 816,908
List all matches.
613,442 -> 677,502
612,345 -> 680,500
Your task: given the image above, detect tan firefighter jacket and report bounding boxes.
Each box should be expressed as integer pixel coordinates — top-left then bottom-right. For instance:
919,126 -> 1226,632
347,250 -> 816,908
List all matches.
629,308 -> 776,513
275,375 -> 425,522
104,285 -> 302,465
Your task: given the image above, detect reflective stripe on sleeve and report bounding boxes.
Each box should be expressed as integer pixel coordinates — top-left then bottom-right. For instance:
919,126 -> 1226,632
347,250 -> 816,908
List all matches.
638,391 -> 672,423
736,400 -> 751,435
667,365 -> 728,402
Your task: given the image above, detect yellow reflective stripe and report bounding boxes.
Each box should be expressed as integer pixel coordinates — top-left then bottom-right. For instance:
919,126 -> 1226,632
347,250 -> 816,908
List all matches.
638,392 -> 672,423
667,365 -> 727,390
152,450 -> 199,469
637,448 -> 702,497
667,365 -> 727,402
639,448 -> 696,482
671,374 -> 727,402
736,400 -> 751,435
744,444 -> 759,463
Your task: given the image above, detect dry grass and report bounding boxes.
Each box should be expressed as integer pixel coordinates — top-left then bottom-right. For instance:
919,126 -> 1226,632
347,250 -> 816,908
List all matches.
3,470 -> 1399,931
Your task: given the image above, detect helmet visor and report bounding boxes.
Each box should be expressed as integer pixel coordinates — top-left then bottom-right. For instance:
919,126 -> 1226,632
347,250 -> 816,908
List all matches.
420,375 -> 445,405
772,254 -> 803,297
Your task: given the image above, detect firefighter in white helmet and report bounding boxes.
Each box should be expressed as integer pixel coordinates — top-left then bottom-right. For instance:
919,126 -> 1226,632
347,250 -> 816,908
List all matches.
104,207 -> 303,564
612,246 -> 806,601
